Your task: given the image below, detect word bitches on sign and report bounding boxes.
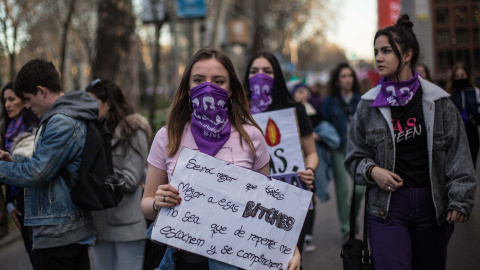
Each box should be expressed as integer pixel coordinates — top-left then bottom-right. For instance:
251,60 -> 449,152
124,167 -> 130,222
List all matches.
151,148 -> 312,270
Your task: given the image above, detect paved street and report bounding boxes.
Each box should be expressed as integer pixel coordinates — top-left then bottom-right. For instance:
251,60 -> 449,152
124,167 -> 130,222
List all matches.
303,160 -> 480,270
1,165 -> 480,270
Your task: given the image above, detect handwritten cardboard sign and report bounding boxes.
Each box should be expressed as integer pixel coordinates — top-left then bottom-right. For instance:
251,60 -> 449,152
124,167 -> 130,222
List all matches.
151,148 -> 312,270
252,108 -> 305,177
274,173 -> 309,190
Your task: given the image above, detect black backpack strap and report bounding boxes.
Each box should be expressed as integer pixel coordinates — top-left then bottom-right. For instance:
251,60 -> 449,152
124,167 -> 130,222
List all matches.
98,117 -> 114,175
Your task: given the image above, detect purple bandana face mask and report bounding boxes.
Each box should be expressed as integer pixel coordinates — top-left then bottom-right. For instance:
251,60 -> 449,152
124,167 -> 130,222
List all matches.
190,82 -> 231,156
370,72 -> 421,107
249,73 -> 274,114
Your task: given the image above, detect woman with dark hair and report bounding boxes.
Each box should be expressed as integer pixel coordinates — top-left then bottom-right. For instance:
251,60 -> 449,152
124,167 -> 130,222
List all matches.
141,47 -> 301,269
322,63 -> 364,242
345,14 -> 476,269
86,79 -> 152,270
1,82 -> 40,269
244,52 -> 318,259
244,51 -> 318,189
415,63 -> 433,82
445,62 -> 480,167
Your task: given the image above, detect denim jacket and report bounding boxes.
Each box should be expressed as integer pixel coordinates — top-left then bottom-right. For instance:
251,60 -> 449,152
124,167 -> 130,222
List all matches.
321,93 -> 361,148
345,77 -> 476,225
0,90 -> 99,248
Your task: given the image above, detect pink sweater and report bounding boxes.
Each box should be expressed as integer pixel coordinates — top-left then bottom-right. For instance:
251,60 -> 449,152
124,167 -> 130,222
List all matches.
148,123 -> 270,181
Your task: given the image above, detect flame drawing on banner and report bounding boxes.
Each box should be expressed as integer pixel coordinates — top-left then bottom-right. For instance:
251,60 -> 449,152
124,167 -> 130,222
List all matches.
265,117 -> 281,146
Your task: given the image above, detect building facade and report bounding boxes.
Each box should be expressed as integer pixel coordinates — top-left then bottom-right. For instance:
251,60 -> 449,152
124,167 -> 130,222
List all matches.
401,0 -> 480,79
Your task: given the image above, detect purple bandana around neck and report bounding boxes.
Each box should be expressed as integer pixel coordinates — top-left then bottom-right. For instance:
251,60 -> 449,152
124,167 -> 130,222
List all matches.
370,72 -> 421,107
5,113 -> 29,153
249,73 -> 274,114
190,82 -> 231,156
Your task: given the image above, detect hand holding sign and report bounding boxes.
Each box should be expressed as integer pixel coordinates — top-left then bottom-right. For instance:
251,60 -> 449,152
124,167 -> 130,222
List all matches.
154,184 -> 181,210
151,148 -> 312,270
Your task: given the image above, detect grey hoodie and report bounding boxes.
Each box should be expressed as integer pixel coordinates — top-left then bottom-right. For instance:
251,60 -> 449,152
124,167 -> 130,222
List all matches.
40,90 -> 99,126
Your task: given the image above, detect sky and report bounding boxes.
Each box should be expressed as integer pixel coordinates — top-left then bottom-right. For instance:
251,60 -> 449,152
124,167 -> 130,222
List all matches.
326,0 -> 377,61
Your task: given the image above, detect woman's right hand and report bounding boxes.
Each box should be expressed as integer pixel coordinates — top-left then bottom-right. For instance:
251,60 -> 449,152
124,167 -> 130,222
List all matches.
370,166 -> 403,192
287,246 -> 301,270
154,184 -> 182,210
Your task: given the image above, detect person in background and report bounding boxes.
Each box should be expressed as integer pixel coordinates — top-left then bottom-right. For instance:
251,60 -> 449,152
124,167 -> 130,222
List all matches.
86,79 -> 151,270
345,14 -> 476,269
290,83 -> 322,253
308,82 -> 324,112
1,81 -> 40,269
141,47 -> 301,270
446,62 -> 480,168
244,51 -> 318,258
290,83 -> 322,127
322,63 -> 363,243
0,59 -> 97,270
305,82 -> 335,205
415,63 -> 433,82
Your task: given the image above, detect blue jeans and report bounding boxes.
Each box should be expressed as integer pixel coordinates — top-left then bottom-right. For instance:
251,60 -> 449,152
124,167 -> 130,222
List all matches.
145,223 -> 237,270
367,186 -> 454,270
159,246 -> 238,270
92,240 -> 146,270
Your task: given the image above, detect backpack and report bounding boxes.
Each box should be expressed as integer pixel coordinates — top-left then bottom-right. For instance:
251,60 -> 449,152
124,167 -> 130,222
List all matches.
40,116 -> 125,210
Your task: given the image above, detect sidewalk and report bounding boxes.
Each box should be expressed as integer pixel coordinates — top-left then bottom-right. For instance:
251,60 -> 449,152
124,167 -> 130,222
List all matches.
0,223 -> 21,249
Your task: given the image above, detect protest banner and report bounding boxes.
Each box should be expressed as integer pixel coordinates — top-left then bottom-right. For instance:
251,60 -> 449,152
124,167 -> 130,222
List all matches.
252,108 -> 304,177
151,147 -> 312,270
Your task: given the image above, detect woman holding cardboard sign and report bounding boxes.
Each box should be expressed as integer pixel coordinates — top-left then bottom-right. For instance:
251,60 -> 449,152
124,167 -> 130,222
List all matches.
141,47 -> 301,270
243,51 -> 319,257
243,52 -> 318,193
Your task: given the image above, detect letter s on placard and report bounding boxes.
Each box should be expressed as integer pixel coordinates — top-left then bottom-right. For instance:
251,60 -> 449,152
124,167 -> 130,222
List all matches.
274,148 -> 287,173
284,217 -> 295,231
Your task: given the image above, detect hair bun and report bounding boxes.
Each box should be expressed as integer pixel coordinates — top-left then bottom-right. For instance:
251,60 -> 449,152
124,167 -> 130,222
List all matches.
396,14 -> 414,29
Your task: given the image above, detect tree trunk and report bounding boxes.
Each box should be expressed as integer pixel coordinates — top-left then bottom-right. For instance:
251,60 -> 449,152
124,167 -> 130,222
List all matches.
251,0 -> 265,53
92,0 -> 139,109
9,24 -> 18,81
149,22 -> 162,129
60,0 -> 76,86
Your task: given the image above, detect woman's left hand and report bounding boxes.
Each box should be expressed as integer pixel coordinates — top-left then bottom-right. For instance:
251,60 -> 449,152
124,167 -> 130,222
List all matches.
297,170 -> 314,189
447,209 -> 468,223
0,150 -> 12,162
287,246 -> 301,270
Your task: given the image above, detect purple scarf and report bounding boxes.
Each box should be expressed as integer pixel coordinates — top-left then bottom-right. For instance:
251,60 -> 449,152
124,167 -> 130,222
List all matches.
370,72 -> 421,107
249,73 -> 274,114
5,113 -> 29,153
190,82 -> 231,156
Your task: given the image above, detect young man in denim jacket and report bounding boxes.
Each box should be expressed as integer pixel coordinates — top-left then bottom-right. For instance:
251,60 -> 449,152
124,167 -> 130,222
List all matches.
0,59 -> 99,269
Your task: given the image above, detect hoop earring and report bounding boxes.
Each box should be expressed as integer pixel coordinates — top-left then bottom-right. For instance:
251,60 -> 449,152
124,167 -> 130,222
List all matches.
188,97 -> 192,112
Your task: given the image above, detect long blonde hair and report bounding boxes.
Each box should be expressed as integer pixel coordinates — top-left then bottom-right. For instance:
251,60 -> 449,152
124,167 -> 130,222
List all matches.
166,47 -> 262,157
